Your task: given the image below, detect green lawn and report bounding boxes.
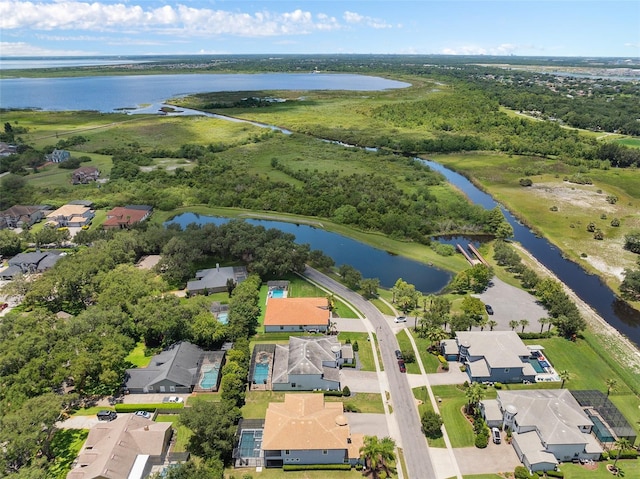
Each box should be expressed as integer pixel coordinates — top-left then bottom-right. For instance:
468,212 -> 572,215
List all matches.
72,406 -> 115,416
155,414 -> 191,453
338,332 -> 375,371
406,328 -> 441,374
48,429 -> 88,478
125,342 -> 152,368
396,330 -> 420,374
560,460 -> 640,479
226,467 -> 365,478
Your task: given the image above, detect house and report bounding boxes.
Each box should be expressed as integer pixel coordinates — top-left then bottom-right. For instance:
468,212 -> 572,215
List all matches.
72,166 -> 100,184
1,251 -> 63,279
262,394 -> 364,468
102,205 -> 153,229
0,142 -> 18,156
269,336 -> 353,391
481,390 -> 602,472
67,414 -> 172,479
264,297 -> 330,333
0,205 -> 49,229
443,331 -> 537,384
124,341 -> 225,394
46,149 -> 70,163
186,264 -> 248,295
46,204 -> 94,227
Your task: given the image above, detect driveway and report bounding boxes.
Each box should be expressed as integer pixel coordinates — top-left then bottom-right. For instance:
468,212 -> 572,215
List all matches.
122,393 -> 189,404
473,277 -> 548,333
333,317 -> 368,333
57,415 -> 100,429
340,370 -> 381,393
346,413 -> 389,437
453,440 -> 520,475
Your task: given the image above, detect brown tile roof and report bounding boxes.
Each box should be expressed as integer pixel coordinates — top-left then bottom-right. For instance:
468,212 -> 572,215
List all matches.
262,394 -> 360,457
103,207 -> 148,227
47,204 -> 91,220
263,297 -> 329,327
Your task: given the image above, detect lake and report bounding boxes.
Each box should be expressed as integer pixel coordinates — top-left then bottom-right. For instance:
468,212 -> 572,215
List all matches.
0,73 -> 410,112
165,213 -> 452,294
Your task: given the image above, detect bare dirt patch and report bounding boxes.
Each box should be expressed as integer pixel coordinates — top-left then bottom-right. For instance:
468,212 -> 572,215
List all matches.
529,182 -> 615,213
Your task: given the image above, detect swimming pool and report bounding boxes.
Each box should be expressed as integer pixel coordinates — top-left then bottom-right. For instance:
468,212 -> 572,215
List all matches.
528,359 -> 544,374
589,414 -> 615,443
238,429 -> 263,457
217,312 -> 229,325
253,362 -> 269,384
200,364 -> 220,389
270,289 -> 285,298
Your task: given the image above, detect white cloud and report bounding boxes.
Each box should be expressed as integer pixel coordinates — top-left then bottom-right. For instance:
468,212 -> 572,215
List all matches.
343,10 -> 392,29
0,41 -> 93,56
0,1 -> 346,37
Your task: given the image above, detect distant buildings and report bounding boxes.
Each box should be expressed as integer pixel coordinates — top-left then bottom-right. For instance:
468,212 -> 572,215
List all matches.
72,166 -> 100,184
102,205 -> 153,229
46,204 -> 94,228
46,149 -> 70,163
0,142 -> 18,157
0,251 -> 63,279
0,205 -> 49,229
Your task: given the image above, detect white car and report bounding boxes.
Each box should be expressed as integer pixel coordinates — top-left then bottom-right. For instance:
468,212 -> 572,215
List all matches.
394,316 -> 407,323
163,396 -> 184,403
134,410 -> 152,419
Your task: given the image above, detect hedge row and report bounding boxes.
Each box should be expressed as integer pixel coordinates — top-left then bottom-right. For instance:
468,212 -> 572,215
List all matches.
283,464 -> 351,471
114,403 -> 184,412
602,450 -> 638,460
545,469 -> 564,478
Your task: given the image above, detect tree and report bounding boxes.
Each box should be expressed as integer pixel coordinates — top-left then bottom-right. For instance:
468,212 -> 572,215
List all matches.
612,437 -> 632,469
509,320 -> 519,331
338,264 -> 362,290
553,313 -> 586,338
465,382 -> 485,415
0,229 -> 22,256
467,263 -> 493,293
361,278 -> 380,299
426,327 -> 449,349
359,435 -> 396,479
150,459 -> 224,479
421,410 -> 444,438
519,319 -> 529,333
558,369 -> 571,389
487,319 -> 498,331
179,400 -> 240,464
538,317 -> 550,333
624,232 -> 640,254
606,378 -> 618,397
461,296 -> 485,324
620,268 -> 640,301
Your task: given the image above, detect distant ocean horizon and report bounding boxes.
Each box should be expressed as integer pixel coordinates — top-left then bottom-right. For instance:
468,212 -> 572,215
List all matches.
0,56 -> 154,70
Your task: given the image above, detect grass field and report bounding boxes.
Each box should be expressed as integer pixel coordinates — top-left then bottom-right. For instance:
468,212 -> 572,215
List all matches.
155,414 -> 191,452
124,341 -> 152,368
338,332 -> 375,371
49,429 -> 89,478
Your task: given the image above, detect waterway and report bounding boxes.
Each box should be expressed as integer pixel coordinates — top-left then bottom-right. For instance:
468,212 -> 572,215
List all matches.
420,159 -> 640,347
0,73 -> 410,112
166,213 -> 452,294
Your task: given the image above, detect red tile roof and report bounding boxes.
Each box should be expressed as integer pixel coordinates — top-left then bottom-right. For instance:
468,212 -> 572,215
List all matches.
103,207 -> 148,228
264,297 -> 329,327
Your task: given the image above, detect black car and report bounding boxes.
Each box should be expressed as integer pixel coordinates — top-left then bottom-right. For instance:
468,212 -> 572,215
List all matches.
485,304 -> 494,315
97,410 -> 117,422
395,350 -> 403,360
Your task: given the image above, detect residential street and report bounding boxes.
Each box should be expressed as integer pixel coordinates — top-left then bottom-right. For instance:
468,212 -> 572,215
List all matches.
303,266 -> 437,479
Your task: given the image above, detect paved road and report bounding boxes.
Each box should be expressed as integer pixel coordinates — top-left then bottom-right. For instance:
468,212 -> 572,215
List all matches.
304,266 -> 436,479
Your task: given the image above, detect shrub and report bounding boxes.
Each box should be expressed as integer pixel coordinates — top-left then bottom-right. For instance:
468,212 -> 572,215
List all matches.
283,464 -> 351,471
546,470 -> 565,478
593,229 -> 604,240
519,178 -> 533,187
432,242 -> 456,256
606,195 -> 618,204
586,222 -> 597,232
475,432 -> 489,448
342,386 -> 351,397
600,213 -> 607,220
421,410 -> 444,438
550,205 -> 558,211
323,390 -> 344,397
514,466 -> 530,479
355,463 -> 363,471
611,218 -> 620,227
494,382 -> 503,389
343,403 -> 361,413
442,361 -> 449,370
437,355 -> 447,364
609,449 -> 639,460
352,341 -> 359,352
114,403 -> 183,412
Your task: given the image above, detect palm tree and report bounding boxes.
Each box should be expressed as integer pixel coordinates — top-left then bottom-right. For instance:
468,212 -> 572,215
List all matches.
426,327 -> 449,350
465,382 -> 485,415
606,378 -> 618,397
359,435 -> 396,478
509,320 -> 519,331
613,437 -> 632,469
488,319 -> 498,331
558,369 -> 570,389
538,317 -> 548,333
478,317 -> 488,331
520,319 -> 529,333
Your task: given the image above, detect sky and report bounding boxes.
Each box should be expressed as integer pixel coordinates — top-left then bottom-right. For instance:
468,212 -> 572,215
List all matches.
0,0 -> 639,58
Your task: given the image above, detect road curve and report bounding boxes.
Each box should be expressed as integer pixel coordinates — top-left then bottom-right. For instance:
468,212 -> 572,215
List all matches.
303,266 -> 436,479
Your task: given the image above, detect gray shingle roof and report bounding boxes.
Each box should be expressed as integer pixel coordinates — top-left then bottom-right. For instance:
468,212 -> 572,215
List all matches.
457,331 -> 531,368
272,337 -> 343,385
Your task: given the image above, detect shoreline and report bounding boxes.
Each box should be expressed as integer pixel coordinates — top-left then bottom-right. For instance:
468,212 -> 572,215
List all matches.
513,242 -> 640,375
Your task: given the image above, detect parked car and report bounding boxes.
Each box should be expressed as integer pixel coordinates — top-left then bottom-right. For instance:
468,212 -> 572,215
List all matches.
0,303 -> 8,311
162,396 -> 184,403
491,427 -> 501,444
485,304 -> 494,315
134,410 -> 151,419
394,316 -> 407,323
398,359 -> 406,373
97,410 -> 117,422
395,349 -> 403,360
